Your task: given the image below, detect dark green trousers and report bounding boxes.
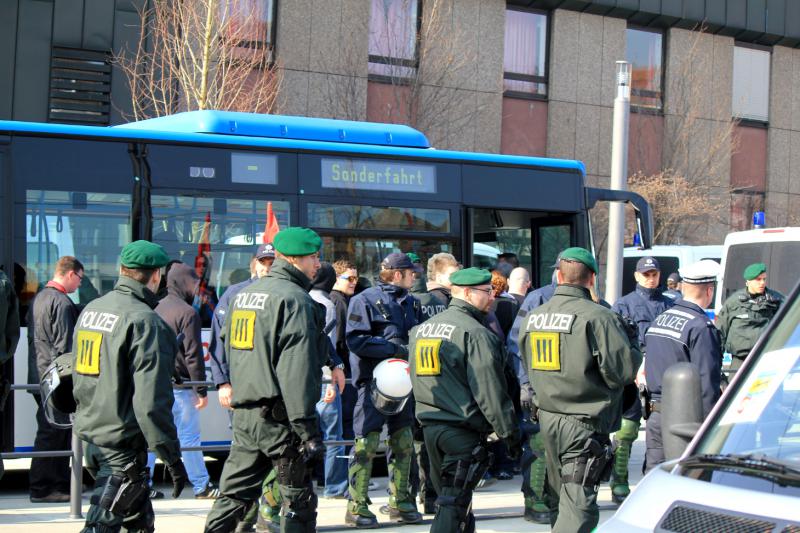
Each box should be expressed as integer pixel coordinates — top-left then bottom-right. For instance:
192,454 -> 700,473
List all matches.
423,425 -> 482,533
82,442 -> 153,533
539,410 -> 602,533
204,407 -> 315,533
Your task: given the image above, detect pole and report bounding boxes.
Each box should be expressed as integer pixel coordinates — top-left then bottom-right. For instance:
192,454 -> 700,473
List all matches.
70,430 -> 83,519
604,61 -> 632,305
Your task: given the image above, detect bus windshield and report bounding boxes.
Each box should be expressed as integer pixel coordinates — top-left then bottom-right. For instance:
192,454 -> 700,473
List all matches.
690,282 -> 800,496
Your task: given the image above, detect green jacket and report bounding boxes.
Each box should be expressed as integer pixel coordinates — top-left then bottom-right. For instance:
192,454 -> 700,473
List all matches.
520,285 -> 642,434
409,298 -> 519,440
717,288 -> 783,358
0,270 -> 20,365
72,276 -> 180,464
225,258 -> 327,442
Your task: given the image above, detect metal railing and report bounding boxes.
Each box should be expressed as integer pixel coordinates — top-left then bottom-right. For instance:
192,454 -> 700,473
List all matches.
2,380 -> 356,519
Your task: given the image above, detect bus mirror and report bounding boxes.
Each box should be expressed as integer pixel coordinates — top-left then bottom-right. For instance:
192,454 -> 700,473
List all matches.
585,188 -> 654,249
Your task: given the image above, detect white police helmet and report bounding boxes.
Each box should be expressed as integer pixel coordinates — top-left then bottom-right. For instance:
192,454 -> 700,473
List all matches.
369,358 -> 412,416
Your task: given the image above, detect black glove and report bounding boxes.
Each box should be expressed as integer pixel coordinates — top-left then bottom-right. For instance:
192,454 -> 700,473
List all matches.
303,436 -> 326,464
520,385 -> 534,413
387,338 -> 409,357
167,460 -> 189,499
504,432 -> 524,463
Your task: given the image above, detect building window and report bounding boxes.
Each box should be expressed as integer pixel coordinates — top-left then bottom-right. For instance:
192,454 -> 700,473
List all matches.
219,0 -> 276,53
626,27 -> 663,110
368,0 -> 420,80
503,8 -> 548,98
732,45 -> 770,123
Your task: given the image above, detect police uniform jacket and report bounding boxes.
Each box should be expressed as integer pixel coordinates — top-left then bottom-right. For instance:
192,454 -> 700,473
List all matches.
72,276 -> 181,464
520,285 -> 642,434
0,270 -> 20,365
506,281 -> 557,387
346,282 -> 420,387
224,258 -> 327,442
645,298 -> 722,416
410,298 -> 518,439
412,288 -> 448,322
716,288 -> 783,358
612,285 -> 673,349
208,277 -> 255,386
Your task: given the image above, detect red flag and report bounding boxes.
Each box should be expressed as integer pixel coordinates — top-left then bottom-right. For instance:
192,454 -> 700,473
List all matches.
195,211 -> 212,274
263,201 -> 280,243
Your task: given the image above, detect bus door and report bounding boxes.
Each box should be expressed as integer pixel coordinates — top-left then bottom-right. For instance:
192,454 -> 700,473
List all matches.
301,197 -> 461,285
466,207 -> 576,287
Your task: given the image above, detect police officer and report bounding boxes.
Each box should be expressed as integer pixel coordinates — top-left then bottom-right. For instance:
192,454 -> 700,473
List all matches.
410,267 -> 521,533
72,240 -> 188,533
664,272 -> 682,300
717,262 -> 783,376
609,256 -> 673,502
520,248 -> 641,533
0,267 -> 20,481
644,259 -> 722,471
345,252 -> 422,527
507,261 -> 559,523
204,228 -> 327,533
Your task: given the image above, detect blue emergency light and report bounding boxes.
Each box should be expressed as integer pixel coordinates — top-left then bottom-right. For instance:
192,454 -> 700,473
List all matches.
753,211 -> 765,229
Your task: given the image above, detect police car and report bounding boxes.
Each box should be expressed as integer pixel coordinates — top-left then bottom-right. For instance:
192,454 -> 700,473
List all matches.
598,278 -> 800,531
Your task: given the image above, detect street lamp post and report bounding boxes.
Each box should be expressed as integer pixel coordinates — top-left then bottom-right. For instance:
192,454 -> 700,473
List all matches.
605,61 -> 632,305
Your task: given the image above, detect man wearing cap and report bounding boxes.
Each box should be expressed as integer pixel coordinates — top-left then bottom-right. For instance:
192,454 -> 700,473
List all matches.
717,262 -> 783,376
519,248 -> 642,533
72,240 -> 188,533
410,267 -> 522,533
204,228 -> 328,533
345,252 -> 423,527
664,272 -> 682,300
644,259 -> 723,471
607,255 -> 673,502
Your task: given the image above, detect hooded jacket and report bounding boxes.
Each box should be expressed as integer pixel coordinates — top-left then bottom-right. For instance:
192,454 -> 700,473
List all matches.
155,262 -> 207,396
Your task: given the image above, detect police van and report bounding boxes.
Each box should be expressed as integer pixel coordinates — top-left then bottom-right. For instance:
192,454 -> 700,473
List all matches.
598,278 -> 800,531
714,226 -> 800,314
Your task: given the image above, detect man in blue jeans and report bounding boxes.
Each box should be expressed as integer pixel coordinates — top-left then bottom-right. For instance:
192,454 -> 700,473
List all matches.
311,263 -> 348,498
154,261 -> 218,499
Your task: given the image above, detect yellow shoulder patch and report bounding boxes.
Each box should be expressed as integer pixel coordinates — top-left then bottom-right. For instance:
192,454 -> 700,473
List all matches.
75,330 -> 102,375
529,331 -> 561,371
415,338 -> 442,376
230,310 -> 256,350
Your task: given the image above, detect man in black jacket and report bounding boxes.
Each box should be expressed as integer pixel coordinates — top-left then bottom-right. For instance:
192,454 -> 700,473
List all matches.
27,256 -> 82,503
155,261 -> 218,499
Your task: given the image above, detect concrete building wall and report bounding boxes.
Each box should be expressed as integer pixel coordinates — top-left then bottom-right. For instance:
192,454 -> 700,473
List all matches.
766,45 -> 800,227
546,10 -> 626,188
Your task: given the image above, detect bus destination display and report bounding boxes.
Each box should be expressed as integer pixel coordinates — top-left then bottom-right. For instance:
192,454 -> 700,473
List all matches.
231,152 -> 278,185
321,157 -> 436,193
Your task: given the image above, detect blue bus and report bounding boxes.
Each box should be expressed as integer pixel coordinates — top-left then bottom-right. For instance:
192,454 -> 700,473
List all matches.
0,110 -> 652,451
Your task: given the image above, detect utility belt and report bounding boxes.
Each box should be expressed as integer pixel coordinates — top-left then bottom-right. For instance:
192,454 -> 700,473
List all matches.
91,459 -> 149,517
237,397 -> 288,422
561,435 -> 614,488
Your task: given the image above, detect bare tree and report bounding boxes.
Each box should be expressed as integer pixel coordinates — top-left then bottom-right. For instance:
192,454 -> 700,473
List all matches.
115,0 -> 282,121
319,0 -> 484,148
628,26 -> 739,244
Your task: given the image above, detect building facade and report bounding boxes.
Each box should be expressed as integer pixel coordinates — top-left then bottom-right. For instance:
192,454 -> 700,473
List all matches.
1,0 -> 798,241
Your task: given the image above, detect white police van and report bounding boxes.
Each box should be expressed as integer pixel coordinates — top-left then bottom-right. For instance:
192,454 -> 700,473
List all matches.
714,226 -> 800,314
598,278 -> 800,531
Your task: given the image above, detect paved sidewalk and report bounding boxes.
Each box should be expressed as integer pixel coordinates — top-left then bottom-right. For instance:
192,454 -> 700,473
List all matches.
0,433 -> 646,532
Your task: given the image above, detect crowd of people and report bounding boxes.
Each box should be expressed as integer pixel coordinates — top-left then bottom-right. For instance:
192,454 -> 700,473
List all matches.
0,227 -> 785,533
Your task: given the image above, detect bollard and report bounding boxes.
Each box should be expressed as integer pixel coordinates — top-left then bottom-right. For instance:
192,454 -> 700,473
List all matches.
70,431 -> 83,519
661,362 -> 703,461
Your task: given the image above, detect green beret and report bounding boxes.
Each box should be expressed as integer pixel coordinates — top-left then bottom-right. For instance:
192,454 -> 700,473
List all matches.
559,247 -> 598,274
450,267 -> 492,286
120,240 -> 170,269
743,262 -> 767,281
406,252 -> 421,264
273,227 -> 322,256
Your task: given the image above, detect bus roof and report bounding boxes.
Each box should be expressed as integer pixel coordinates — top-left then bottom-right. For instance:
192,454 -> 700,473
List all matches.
0,111 -> 586,174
